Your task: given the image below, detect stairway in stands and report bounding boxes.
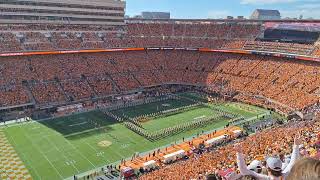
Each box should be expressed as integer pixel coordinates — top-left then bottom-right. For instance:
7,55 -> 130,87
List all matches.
106,73 -> 121,93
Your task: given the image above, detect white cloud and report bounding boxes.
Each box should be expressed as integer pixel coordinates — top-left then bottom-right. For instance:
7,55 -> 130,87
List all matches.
240,0 -> 296,5
281,9 -> 320,19
281,2 -> 320,19
298,3 -> 320,9
239,0 -> 320,18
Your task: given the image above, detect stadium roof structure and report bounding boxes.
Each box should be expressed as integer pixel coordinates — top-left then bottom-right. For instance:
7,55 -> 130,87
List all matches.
250,9 -> 281,20
255,9 -> 281,17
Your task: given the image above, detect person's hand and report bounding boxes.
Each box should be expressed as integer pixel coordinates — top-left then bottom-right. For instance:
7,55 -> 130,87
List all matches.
234,143 -> 243,154
294,133 -> 303,145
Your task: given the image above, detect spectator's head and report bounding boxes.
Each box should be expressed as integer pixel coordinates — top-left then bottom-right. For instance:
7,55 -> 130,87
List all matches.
279,153 -> 285,162
247,160 -> 262,173
239,175 -> 257,180
266,157 -> 282,177
206,173 -> 217,180
287,158 -> 320,180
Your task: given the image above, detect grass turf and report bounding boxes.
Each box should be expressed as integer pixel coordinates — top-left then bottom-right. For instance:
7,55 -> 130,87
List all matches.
2,94 -> 269,180
141,106 -> 218,132
110,98 -> 195,118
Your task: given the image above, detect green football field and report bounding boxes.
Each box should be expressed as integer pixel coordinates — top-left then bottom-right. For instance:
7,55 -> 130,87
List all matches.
1,93 -> 270,180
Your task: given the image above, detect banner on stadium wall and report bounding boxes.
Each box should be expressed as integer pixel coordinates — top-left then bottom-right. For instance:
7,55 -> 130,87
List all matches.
115,92 -> 142,101
0,48 -> 145,57
251,51 -> 298,59
298,56 -> 320,62
0,47 -> 320,63
57,103 -> 83,112
251,51 -> 273,56
202,48 -> 320,62
199,48 -> 251,54
146,47 -> 161,50
174,47 -> 185,50
251,50 -> 320,60
185,48 -> 198,51
162,47 -> 174,50
146,47 -> 199,51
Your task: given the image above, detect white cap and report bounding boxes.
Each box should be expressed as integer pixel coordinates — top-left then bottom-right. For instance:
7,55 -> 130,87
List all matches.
247,160 -> 262,172
266,157 -> 282,171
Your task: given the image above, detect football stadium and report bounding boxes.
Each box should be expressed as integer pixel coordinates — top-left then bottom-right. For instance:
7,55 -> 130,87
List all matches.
0,0 -> 320,180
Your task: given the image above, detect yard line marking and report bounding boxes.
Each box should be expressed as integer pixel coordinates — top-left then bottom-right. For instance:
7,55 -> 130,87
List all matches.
78,136 -> 110,160
85,141 -> 101,153
45,131 -> 98,171
43,136 -> 80,174
5,131 -> 42,180
96,132 -> 126,159
61,136 -> 96,169
68,119 -> 117,161
18,125 -> 65,179
194,115 -> 206,120
69,121 -> 88,127
31,124 -> 97,170
20,151 -> 42,179
96,128 -> 136,159
73,130 -> 115,161
0,129 -> 35,178
75,126 -> 126,163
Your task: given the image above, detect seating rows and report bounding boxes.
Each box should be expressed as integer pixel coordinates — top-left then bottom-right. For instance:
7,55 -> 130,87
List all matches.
0,24 -> 119,31
0,85 -> 30,107
29,82 -> 66,104
0,32 -> 23,52
243,41 -> 315,55
0,23 -> 262,52
139,120 -> 320,180
0,50 -> 319,113
312,46 -> 320,57
127,23 -> 261,39
1,23 -> 319,58
0,23 -> 319,59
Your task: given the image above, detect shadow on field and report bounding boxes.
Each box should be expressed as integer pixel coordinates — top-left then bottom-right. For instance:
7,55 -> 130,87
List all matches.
64,126 -> 115,140
38,111 -> 119,139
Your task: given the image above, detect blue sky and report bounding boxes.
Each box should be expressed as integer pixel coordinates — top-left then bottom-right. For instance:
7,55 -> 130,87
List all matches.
125,0 -> 320,19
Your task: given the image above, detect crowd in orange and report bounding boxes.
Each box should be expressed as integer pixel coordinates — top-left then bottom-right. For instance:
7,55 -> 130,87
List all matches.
1,50 -> 320,114
204,53 -> 320,113
313,46 -> 320,57
0,23 -> 319,58
139,120 -> 320,180
0,23 -> 320,179
121,127 -> 243,170
0,23 -> 260,52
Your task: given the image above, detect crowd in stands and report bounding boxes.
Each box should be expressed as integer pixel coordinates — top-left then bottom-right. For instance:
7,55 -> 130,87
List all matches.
243,41 -> 315,55
313,45 -> 320,57
1,22 -> 320,180
0,22 -> 262,52
29,82 -> 66,104
139,119 -> 320,180
1,50 -> 320,114
124,23 -> 261,49
0,85 -> 30,107
0,24 -> 120,31
0,32 -> 23,52
0,22 -> 320,59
